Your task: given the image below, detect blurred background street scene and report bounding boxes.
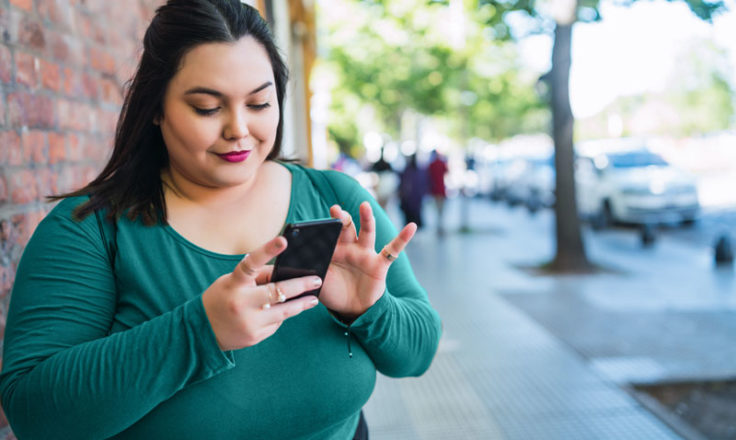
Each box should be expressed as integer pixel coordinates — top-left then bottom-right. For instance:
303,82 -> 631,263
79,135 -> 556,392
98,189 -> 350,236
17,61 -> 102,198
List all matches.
1,0 -> 735,438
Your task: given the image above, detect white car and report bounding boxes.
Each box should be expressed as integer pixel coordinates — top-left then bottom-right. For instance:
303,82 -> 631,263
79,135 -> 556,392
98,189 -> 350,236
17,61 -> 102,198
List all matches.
576,149 -> 699,227
520,155 -> 555,213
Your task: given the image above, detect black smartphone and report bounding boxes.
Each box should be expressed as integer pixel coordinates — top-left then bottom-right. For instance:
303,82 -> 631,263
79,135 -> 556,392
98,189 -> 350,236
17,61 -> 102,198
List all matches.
271,218 -> 343,298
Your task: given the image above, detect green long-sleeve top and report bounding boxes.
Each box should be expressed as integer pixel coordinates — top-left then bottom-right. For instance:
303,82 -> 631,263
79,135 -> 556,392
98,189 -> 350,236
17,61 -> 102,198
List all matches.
0,163 -> 442,439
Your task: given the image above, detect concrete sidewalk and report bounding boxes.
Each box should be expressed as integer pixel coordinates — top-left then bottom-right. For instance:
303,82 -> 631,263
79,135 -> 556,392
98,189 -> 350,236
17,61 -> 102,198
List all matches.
363,197 -> 710,439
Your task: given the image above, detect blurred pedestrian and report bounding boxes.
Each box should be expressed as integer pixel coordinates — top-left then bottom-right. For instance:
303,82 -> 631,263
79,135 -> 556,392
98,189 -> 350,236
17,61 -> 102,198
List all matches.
428,149 -> 449,235
370,147 -> 398,210
399,154 -> 428,228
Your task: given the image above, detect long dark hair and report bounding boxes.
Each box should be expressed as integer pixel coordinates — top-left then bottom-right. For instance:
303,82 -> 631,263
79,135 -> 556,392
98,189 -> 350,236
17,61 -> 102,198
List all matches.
52,0 -> 289,224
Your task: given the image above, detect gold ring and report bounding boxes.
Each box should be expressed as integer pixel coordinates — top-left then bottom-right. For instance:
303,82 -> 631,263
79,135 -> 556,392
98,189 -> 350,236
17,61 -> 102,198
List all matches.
275,285 -> 286,303
381,246 -> 397,262
266,283 -> 277,303
343,216 -> 353,229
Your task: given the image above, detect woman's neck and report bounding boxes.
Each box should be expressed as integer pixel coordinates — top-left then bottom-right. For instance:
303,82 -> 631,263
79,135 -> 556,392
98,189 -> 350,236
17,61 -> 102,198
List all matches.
161,164 -> 265,210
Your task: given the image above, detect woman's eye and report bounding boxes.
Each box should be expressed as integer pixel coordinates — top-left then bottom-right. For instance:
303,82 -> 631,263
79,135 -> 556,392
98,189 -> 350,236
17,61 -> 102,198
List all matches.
248,103 -> 271,110
194,107 -> 219,116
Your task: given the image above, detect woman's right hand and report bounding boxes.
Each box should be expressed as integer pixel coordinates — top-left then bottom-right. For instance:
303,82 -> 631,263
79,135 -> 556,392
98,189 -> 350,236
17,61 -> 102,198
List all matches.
201,236 -> 322,351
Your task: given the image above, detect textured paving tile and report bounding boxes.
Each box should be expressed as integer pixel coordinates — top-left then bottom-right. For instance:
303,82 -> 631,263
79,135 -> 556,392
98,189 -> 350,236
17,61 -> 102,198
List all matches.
364,200 -> 687,440
591,356 -> 669,384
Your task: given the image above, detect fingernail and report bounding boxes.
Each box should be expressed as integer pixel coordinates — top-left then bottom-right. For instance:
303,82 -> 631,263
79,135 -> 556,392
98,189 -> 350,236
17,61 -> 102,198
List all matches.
274,239 -> 284,249
312,277 -> 322,287
309,297 -> 319,306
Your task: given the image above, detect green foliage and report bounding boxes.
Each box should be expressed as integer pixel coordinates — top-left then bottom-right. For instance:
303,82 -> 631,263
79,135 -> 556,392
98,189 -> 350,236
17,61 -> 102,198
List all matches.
319,0 -> 548,151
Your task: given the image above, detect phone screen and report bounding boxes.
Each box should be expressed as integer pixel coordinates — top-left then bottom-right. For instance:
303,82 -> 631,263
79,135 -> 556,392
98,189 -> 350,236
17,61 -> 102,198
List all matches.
271,218 -> 343,298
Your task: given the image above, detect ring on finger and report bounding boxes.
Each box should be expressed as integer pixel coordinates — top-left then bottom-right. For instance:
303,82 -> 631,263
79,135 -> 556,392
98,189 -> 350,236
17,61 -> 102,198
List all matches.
380,246 -> 397,262
274,284 -> 286,303
262,285 -> 276,310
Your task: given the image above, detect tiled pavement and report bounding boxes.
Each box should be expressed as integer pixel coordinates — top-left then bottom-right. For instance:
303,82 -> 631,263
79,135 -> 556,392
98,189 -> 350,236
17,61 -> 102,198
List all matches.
362,197 -> 725,440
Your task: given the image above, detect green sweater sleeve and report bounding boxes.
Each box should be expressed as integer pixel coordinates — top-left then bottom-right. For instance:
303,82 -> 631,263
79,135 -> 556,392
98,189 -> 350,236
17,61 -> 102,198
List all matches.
322,170 -> 442,378
0,200 -> 235,439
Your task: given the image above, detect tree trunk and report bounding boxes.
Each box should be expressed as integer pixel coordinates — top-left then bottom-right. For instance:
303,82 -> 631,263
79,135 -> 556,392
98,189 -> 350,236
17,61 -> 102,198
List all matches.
549,22 -> 591,272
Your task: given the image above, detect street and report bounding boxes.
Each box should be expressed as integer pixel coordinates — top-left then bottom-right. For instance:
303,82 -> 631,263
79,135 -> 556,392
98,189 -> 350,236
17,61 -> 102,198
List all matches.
364,195 -> 736,440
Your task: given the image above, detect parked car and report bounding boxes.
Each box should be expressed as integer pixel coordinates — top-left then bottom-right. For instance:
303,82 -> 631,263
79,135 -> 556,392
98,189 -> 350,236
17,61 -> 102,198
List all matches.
576,148 -> 699,227
520,155 -> 555,213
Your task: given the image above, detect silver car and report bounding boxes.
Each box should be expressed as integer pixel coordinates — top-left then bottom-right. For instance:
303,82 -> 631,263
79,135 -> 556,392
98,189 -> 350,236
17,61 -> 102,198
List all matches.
576,149 -> 700,227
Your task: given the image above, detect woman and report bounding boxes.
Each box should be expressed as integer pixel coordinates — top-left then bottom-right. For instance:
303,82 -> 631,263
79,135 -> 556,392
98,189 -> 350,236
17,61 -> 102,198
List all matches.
0,1 -> 442,439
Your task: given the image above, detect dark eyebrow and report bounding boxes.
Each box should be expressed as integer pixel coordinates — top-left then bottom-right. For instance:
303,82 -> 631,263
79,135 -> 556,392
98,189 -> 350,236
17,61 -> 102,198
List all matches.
249,81 -> 272,95
184,81 -> 273,97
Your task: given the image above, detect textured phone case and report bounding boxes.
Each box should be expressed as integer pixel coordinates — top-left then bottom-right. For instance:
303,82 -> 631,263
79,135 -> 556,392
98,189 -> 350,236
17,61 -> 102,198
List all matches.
271,219 -> 342,297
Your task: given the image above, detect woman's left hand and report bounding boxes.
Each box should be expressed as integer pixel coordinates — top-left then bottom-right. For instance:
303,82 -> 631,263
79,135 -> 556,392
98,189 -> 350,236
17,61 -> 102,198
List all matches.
318,202 -> 417,321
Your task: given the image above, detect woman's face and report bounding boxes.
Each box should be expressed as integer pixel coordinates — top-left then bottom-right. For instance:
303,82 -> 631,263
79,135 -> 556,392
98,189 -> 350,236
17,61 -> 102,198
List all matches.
159,36 -> 280,189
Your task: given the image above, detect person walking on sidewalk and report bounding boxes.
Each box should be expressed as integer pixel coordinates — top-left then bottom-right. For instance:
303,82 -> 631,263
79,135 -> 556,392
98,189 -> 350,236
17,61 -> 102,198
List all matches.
0,2 -> 442,439
370,147 -> 398,210
399,153 -> 428,228
428,149 -> 449,235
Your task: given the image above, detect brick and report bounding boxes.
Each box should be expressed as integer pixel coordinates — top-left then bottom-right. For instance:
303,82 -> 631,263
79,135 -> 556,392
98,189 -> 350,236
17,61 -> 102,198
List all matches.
7,169 -> 38,204
81,165 -> 97,185
0,45 -> 11,84
21,129 -> 46,164
7,92 -> 55,128
57,99 -> 90,132
56,166 -> 75,193
100,109 -> 118,135
0,263 -> 13,296
84,0 -> 108,16
64,164 -> 91,192
47,131 -> 65,164
86,105 -> 97,133
15,51 -> 39,89
67,132 -> 83,160
100,77 -> 122,106
0,174 -> 7,203
35,166 -> 58,198
81,71 -> 99,100
0,131 -> 22,165
9,0 -> 33,12
48,31 -> 82,64
39,58 -> 60,91
47,29 -> 68,61
37,0 -> 73,32
89,45 -> 115,75
77,11 -> 106,45
0,91 -> 5,127
12,211 -> 42,247
85,134 -> 107,161
62,67 -> 82,97
0,7 -> 9,44
14,13 -> 45,51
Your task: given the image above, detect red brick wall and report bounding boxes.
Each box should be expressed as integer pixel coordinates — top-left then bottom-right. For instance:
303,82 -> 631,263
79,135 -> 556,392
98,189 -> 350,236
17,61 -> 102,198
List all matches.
0,0 -> 163,437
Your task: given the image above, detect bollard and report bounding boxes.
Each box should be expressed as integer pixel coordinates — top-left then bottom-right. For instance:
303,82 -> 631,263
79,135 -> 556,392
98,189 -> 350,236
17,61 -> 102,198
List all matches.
640,224 -> 656,247
714,234 -> 734,266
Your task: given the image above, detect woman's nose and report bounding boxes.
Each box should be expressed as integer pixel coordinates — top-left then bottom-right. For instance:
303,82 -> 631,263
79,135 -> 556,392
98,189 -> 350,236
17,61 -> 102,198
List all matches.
223,109 -> 249,140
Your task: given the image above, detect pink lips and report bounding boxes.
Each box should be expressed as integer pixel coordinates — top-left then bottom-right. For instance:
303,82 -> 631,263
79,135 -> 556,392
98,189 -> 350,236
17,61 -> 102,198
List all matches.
216,150 -> 251,163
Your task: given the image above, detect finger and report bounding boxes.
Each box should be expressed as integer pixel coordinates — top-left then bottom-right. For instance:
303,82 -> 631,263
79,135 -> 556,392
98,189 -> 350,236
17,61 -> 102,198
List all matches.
232,237 -> 286,284
330,205 -> 356,243
379,222 -> 417,264
258,276 -> 323,308
255,266 -> 274,285
357,201 -> 376,249
263,295 -> 320,325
